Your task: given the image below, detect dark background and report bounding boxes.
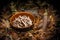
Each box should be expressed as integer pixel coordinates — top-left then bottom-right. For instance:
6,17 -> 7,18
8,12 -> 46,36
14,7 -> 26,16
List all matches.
0,0 -> 60,40
0,0 -> 60,16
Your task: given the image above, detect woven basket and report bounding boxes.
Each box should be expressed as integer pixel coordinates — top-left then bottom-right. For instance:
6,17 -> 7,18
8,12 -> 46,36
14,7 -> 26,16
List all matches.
10,12 -> 35,29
